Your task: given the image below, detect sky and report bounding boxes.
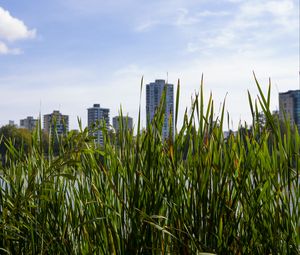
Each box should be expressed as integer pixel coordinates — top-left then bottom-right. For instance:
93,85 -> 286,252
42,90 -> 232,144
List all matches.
0,0 -> 299,130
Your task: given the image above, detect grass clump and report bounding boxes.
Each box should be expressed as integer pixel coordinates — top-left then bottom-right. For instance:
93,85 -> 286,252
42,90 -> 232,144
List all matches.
0,76 -> 299,254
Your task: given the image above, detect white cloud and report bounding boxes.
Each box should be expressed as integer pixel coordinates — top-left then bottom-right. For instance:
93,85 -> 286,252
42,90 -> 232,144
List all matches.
135,20 -> 159,32
0,6 -> 36,55
0,7 -> 36,41
240,0 -> 294,18
184,0 -> 298,54
176,8 -> 200,26
0,41 -> 21,55
135,7 -> 230,31
233,0 -> 297,32
176,8 -> 229,27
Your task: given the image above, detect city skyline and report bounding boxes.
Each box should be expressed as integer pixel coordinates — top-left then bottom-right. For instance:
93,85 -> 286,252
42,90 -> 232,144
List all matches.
0,0 -> 299,130
8,87 -> 300,132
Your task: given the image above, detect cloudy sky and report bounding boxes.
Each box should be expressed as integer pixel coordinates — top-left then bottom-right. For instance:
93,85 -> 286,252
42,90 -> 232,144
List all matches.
0,0 -> 299,130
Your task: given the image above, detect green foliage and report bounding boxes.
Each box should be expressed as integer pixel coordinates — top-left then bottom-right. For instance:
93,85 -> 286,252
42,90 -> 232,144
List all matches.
0,125 -> 32,166
0,77 -> 299,254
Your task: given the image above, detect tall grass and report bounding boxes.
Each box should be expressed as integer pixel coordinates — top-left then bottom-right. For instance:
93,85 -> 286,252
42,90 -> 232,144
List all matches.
0,77 -> 299,254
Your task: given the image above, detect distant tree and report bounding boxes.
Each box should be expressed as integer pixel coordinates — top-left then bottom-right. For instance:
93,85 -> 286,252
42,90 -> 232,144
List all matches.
0,125 -> 32,166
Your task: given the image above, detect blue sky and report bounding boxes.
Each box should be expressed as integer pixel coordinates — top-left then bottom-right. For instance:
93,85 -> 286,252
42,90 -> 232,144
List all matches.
0,0 -> 299,130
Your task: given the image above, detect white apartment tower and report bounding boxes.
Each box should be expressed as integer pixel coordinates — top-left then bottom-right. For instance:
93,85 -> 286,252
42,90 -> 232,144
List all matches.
43,111 -> 69,135
279,90 -> 300,130
146,79 -> 174,139
87,104 -> 110,145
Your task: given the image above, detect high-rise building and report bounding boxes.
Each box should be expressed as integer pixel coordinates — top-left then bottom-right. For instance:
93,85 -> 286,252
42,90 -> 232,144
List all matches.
113,116 -> 133,132
20,116 -> 38,131
87,104 -> 110,145
146,79 -> 174,139
279,90 -> 300,130
8,120 -> 17,127
43,110 -> 69,135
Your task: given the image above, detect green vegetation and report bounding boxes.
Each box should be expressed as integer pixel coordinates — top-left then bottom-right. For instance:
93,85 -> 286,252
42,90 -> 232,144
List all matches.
0,125 -> 32,163
0,77 -> 299,254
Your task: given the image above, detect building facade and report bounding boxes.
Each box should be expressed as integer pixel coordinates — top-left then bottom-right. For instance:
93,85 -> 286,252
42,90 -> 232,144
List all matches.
43,111 -> 69,135
8,120 -> 17,127
87,104 -> 110,145
20,116 -> 38,131
279,90 -> 300,130
146,79 -> 174,139
113,116 -> 133,132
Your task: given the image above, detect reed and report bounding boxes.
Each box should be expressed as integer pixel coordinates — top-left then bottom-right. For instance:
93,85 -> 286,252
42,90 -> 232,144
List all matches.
0,77 -> 299,254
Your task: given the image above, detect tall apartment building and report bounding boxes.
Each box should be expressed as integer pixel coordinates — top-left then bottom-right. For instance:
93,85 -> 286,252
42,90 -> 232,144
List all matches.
20,116 -> 38,131
87,104 -> 110,145
43,110 -> 69,135
8,120 -> 17,127
146,79 -> 174,139
279,90 -> 300,130
113,116 -> 133,132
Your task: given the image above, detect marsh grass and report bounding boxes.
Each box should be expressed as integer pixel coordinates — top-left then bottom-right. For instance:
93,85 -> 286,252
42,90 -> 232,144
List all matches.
0,76 -> 299,254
